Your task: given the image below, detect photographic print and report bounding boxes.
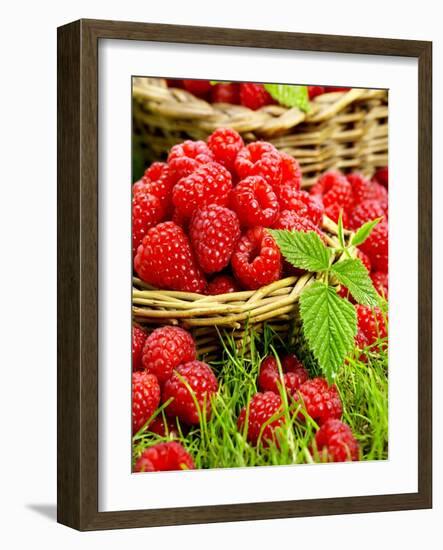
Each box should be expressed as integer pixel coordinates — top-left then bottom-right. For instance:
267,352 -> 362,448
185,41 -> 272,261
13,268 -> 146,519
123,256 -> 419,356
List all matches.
131,78 -> 389,473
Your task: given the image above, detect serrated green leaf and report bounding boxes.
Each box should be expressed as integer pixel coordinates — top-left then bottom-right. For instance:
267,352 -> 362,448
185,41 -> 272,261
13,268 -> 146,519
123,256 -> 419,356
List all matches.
337,210 -> 345,249
299,282 -> 357,382
331,258 -> 378,307
351,218 -> 382,247
269,229 -> 332,272
263,84 -> 310,112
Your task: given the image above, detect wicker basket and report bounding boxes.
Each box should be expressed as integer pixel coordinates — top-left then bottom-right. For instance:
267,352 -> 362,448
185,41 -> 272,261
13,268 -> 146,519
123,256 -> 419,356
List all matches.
133,78 -> 388,187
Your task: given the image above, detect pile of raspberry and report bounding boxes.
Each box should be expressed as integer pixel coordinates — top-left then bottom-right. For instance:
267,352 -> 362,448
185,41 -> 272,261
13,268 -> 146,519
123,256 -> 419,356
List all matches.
166,79 -> 350,110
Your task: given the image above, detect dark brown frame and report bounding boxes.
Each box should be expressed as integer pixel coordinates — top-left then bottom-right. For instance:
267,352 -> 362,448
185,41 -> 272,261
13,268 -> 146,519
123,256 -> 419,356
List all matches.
57,19 -> 432,531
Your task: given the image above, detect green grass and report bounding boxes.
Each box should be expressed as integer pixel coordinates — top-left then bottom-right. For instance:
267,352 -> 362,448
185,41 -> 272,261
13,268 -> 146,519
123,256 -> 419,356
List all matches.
133,322 -> 388,469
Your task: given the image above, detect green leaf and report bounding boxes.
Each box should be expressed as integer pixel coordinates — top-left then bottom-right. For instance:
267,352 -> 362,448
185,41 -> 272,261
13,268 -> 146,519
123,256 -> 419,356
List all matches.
351,218 -> 382,247
209,80 -> 230,85
264,84 -> 310,112
337,210 -> 345,249
299,282 -> 357,382
269,229 -> 332,272
331,259 -> 378,307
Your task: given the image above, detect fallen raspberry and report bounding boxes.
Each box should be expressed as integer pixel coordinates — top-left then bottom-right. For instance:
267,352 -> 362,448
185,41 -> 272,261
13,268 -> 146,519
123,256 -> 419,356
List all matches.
258,354 -> 309,395
132,325 -> 147,372
231,176 -> 280,228
239,83 -> 275,110
148,416 -> 182,438
207,128 -> 244,172
238,391 -> 284,446
132,372 -> 161,433
297,377 -> 342,425
134,441 -> 195,472
314,419 -> 359,462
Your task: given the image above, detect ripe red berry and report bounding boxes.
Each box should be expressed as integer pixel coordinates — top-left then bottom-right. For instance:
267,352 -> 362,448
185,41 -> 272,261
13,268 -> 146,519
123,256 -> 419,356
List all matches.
346,172 -> 374,205
205,275 -> 240,295
356,249 -> 372,272
182,79 -> 212,98
235,142 -> 282,188
311,171 -> 354,211
189,205 -> 241,274
258,354 -> 309,395
272,210 -> 324,237
148,416 -> 182,438
172,161 -> 232,221
167,140 -> 214,183
314,419 -> 359,462
142,162 -> 175,214
371,271 -> 389,298
308,85 -> 325,99
239,83 -> 275,110
134,441 -> 195,472
210,83 -> 240,104
367,181 -> 388,210
238,392 -> 284,446
132,371 -> 161,433
231,176 -> 280,228
359,220 -> 388,272
231,227 -> 282,290
279,152 -> 302,189
297,377 -> 342,425
132,325 -> 147,372
276,189 -> 324,226
132,191 -> 164,256
355,304 -> 388,347
134,221 -> 206,293
349,199 -> 386,229
207,127 -> 244,171
142,326 -> 196,384
324,203 -> 350,227
373,166 -> 388,188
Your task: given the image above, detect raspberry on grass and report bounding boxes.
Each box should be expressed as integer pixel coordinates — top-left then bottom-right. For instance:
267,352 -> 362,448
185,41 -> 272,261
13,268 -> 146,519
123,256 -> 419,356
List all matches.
231,227 -> 282,290
296,377 -> 342,425
207,127 -> 244,171
210,83 -> 240,105
310,171 -> 354,211
167,140 -> 214,183
132,191 -> 165,256
237,392 -> 284,446
134,221 -> 206,293
258,354 -> 309,396
134,441 -> 195,472
235,142 -> 282,188
371,271 -> 389,298
163,361 -> 218,425
314,419 -> 359,462
355,304 -> 388,347
132,371 -> 161,433
205,275 -> 240,295
359,219 -> 388,272
239,83 -> 275,110
349,199 -> 386,230
182,79 -> 212,98
132,325 -> 147,372
189,205 -> 240,274
172,161 -> 232,221
231,176 -> 280,228
276,189 -> 324,226
142,326 -> 196,384
148,416 -> 182,438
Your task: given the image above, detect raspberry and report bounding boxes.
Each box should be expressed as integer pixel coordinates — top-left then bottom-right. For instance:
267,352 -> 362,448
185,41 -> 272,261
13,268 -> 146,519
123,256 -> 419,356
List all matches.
347,172 -> 374,205
311,171 -> 354,211
142,162 -> 175,214
210,83 -> 240,104
297,378 -> 342,425
182,79 -> 211,98
308,85 -> 325,99
231,227 -> 282,290
207,128 -> 244,171
355,304 -> 388,347
189,205 -> 240,274
371,271 -> 388,298
325,87 -> 351,93
205,275 -> 240,295
272,210 -> 324,238
258,354 -> 309,395
167,140 -> 214,183
359,220 -> 388,272
148,416 -> 182,438
355,329 -> 369,350
238,392 -> 284,446
367,181 -> 388,209
231,176 -> 280,228
132,191 -> 165,256
324,203 -> 350,227
373,166 -> 388,188
357,249 -> 372,272
235,142 -> 282,188
134,221 -> 206,293
166,78 -> 184,89
132,371 -> 161,433
280,152 -> 302,188
132,325 -> 147,372
142,326 -> 196,384
134,441 -> 195,472
349,199 -> 386,229
314,419 -> 359,462
163,361 -> 218,425
277,189 -> 324,226
172,162 -> 232,221
239,83 -> 275,110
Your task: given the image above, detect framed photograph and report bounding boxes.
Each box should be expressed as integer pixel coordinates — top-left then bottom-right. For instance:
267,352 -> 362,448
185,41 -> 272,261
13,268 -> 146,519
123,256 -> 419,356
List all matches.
57,19 -> 432,531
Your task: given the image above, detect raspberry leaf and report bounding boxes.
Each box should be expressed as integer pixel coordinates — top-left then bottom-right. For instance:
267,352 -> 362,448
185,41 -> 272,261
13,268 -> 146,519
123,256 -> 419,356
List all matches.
331,259 -> 378,307
263,84 -> 310,112
269,229 -> 332,272
351,218 -> 382,247
299,282 -> 357,382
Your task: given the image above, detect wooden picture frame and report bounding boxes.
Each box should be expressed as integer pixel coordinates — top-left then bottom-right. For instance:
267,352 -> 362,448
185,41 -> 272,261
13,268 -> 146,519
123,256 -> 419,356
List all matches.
57,19 -> 432,531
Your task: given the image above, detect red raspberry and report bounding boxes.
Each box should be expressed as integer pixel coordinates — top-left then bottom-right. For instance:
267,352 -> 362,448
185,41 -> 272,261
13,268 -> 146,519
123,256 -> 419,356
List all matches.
172,162 -> 232,221
357,249 -> 372,272
210,83 -> 240,104
355,329 -> 369,350
231,176 -> 280,228
134,221 -> 206,292
280,152 -> 302,188
235,142 -> 282,188
132,191 -> 165,256
132,325 -> 147,372
148,416 -> 182,438
238,392 -> 284,446
308,85 -> 325,99
347,172 -> 374,205
355,304 -> 388,347
167,140 -> 214,183
272,210 -> 324,238
182,79 -> 211,98
189,205 -> 240,274
132,371 -> 161,433
297,378 -> 342,425
142,326 -> 196,384
205,275 -> 240,295
239,83 -> 275,110
134,441 -> 195,472
166,78 -> 184,89
315,419 -> 359,462
231,227 -> 282,290
359,220 -> 388,272
142,162 -> 175,214
325,87 -> 351,93
207,128 -> 244,171
373,166 -> 388,188
367,181 -> 388,209
277,189 -> 324,226
349,199 -> 386,229
311,171 -> 354,211
258,354 -> 309,395
163,361 -> 218,425
324,203 -> 350,227
371,271 -> 388,298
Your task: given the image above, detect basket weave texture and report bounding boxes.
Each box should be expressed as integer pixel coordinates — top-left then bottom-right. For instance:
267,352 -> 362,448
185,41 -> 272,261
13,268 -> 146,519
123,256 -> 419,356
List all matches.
133,78 -> 388,187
